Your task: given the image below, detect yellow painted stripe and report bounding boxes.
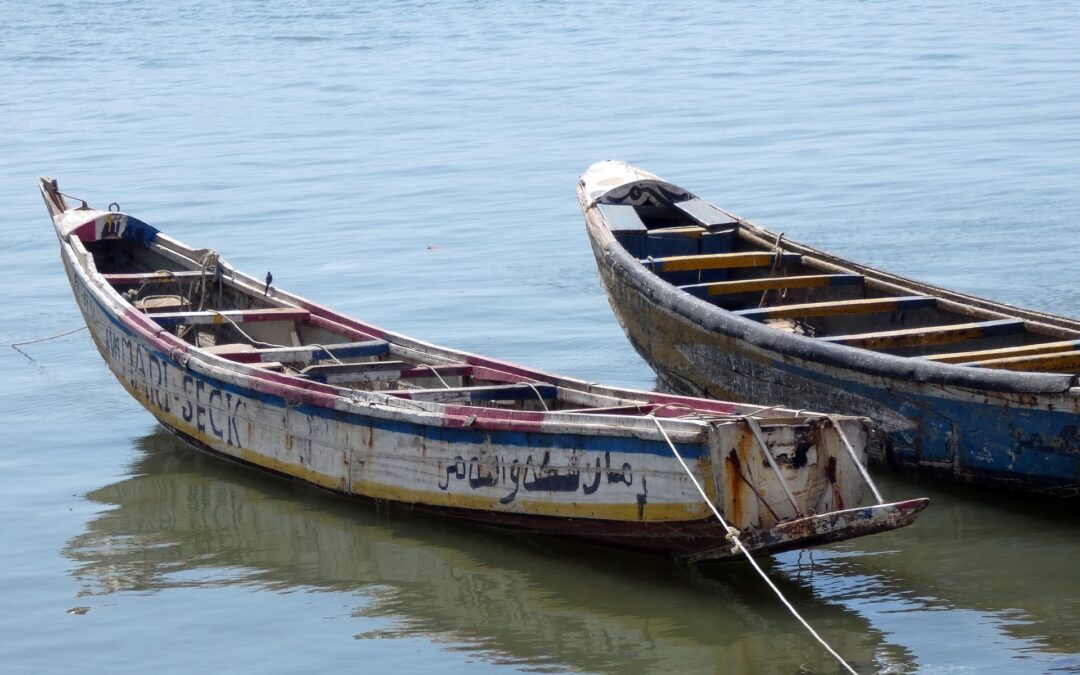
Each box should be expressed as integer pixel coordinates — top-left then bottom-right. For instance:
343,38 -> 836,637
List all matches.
648,225 -> 706,238
923,339 -> 1080,364
654,252 -> 786,273
702,274 -> 847,296
963,350 -> 1080,373
826,321 -> 1009,350
351,478 -> 714,522
744,296 -> 934,320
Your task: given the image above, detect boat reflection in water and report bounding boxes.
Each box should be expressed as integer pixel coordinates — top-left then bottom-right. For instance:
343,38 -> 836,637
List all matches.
65,428 -> 902,673
778,476 -> 1080,672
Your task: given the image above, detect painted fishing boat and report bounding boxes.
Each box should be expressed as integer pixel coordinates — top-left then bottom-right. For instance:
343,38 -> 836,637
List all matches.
42,177 -> 925,561
579,160 -> 1080,496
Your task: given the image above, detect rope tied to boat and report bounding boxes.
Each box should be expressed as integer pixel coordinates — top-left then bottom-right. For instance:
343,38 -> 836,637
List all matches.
6,325 -> 89,360
412,363 -> 453,389
646,413 -> 858,675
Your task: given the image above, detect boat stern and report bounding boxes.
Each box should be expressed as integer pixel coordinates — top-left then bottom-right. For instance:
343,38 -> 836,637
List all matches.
685,498 -> 930,562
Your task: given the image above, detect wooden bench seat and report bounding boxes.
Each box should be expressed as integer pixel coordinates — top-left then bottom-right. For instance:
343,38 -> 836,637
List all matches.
206,339 -> 390,364
962,350 -> 1080,373
921,339 -> 1080,364
385,383 -> 558,405
680,274 -> 864,299
642,251 -> 801,273
104,270 -> 206,285
819,319 -> 1025,350
151,308 -> 311,327
672,198 -> 740,227
645,225 -> 707,238
734,296 -> 937,321
302,359 -> 407,384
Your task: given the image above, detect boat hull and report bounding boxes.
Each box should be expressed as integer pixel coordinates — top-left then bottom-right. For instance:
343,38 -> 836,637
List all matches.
581,168 -> 1080,496
45,174 -> 926,561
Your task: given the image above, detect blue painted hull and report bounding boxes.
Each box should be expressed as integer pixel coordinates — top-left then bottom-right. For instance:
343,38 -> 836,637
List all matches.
580,162 -> 1080,496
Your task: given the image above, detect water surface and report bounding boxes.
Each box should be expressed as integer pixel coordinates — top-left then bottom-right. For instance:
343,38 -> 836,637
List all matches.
2,1 -> 1079,672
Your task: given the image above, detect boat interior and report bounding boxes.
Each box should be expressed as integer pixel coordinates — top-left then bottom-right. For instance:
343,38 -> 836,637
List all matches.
599,198 -> 1080,375
85,235 -> 776,423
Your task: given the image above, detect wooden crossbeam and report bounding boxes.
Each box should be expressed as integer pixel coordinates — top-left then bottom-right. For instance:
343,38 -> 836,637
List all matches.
642,251 -> 801,273
151,308 -> 310,327
646,225 -> 707,238
207,340 -> 390,364
385,383 -> 558,404
734,296 -> 937,321
962,350 -> 1080,373
921,339 -> 1080,364
680,274 -> 863,298
104,270 -> 205,285
302,359 -> 406,383
819,319 -> 1025,350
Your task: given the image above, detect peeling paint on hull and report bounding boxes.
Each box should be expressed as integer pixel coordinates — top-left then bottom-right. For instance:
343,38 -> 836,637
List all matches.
579,161 -> 1080,496
44,178 -> 928,561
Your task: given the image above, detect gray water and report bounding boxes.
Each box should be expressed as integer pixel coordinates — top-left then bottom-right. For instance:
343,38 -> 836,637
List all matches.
2,1 -> 1079,672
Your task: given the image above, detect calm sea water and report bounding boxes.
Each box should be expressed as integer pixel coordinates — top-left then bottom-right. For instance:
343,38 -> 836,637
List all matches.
2,1 -> 1079,673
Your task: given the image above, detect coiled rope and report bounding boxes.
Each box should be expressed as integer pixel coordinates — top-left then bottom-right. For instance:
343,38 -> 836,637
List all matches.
647,414 -> 858,675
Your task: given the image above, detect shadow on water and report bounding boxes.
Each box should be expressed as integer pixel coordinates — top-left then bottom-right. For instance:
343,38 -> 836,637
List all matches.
64,427 -> 899,674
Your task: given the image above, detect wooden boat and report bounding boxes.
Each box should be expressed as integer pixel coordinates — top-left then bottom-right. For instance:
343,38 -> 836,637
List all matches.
42,177 -> 925,561
579,160 -> 1080,496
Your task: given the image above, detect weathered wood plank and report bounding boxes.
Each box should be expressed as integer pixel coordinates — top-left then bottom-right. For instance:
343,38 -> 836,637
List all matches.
208,339 -> 391,364
597,203 -> 646,232
820,318 -> 1025,350
734,296 -> 936,321
386,383 -> 558,405
151,308 -> 311,326
962,350 -> 1080,373
302,359 -> 407,383
680,274 -> 863,298
104,270 -> 204,285
921,338 -> 1080,364
643,251 -> 801,273
672,198 -> 740,227
646,225 -> 707,238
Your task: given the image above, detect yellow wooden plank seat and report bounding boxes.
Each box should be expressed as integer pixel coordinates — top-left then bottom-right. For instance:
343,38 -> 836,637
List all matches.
961,350 -> 1080,373
734,296 -> 936,321
819,319 -> 1025,350
642,251 -> 801,273
921,339 -> 1080,364
680,274 -> 863,298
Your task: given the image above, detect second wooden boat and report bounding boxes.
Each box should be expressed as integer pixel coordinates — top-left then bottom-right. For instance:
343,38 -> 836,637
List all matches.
579,161 -> 1080,496
43,177 -> 925,562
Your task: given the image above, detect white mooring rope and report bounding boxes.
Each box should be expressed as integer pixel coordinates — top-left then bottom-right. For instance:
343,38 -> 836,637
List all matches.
648,414 -> 858,675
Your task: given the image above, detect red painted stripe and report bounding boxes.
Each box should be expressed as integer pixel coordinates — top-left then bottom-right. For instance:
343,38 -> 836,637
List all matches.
299,300 -> 388,339
399,365 -> 474,379
443,404 -> 545,432
71,221 -> 97,242
210,351 -> 262,364
469,364 -> 532,383
463,355 -> 551,381
308,313 -> 382,341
